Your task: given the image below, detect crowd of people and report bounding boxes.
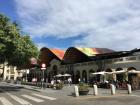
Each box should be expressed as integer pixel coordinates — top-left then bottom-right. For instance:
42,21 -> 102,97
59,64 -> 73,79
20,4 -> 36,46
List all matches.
50,77 -> 72,86
88,79 -> 131,89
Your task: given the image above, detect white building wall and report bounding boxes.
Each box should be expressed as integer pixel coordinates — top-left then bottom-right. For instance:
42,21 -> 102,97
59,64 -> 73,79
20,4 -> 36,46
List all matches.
1,62 -> 23,81
73,62 -> 98,81
46,55 -> 140,83
106,58 -> 140,70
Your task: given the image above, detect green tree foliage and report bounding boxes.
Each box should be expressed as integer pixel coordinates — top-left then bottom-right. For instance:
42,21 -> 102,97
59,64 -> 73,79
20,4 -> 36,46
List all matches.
0,14 -> 38,67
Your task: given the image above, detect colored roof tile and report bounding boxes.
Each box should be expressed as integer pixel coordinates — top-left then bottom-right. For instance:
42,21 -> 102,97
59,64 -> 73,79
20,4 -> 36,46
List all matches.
50,49 -> 65,60
76,47 -> 114,56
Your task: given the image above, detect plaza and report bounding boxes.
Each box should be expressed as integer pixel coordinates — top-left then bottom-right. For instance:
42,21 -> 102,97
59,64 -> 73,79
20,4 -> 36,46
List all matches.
1,0 -> 140,105
1,82 -> 140,105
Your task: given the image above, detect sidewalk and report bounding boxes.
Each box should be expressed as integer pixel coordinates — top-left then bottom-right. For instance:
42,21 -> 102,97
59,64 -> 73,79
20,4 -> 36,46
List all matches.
1,82 -> 138,98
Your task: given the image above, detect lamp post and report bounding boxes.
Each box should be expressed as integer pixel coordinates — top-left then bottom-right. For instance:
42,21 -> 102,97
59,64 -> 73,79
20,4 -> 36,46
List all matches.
41,63 -> 46,88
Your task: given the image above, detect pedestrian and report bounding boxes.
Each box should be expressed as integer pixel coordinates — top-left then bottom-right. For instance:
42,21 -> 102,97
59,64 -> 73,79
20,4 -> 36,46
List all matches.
83,78 -> 85,82
57,79 -> 61,84
51,79 -> 54,85
68,77 -> 72,86
78,78 -> 81,83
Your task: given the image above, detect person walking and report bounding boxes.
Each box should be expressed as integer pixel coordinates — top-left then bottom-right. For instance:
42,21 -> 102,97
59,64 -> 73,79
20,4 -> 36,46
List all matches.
68,77 -> 72,86
78,78 -> 81,83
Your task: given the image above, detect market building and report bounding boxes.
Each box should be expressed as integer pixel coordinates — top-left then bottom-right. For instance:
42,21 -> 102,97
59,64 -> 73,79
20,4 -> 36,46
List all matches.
29,47 -> 140,89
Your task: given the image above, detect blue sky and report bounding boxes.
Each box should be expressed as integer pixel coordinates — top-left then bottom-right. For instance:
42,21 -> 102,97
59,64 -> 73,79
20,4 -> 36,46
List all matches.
1,0 -> 140,51
0,0 -> 78,49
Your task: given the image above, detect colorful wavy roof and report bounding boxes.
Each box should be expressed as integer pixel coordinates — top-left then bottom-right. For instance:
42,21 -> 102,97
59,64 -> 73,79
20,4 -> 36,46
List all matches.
39,47 -> 114,65
50,48 -> 65,60
76,47 -> 114,56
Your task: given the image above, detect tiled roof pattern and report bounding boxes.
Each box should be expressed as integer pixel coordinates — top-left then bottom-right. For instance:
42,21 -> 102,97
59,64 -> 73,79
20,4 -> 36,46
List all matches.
76,47 -> 114,56
50,48 -> 65,60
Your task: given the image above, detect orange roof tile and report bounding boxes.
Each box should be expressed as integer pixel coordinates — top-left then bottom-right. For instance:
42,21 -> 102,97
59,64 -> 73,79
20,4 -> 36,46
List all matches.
50,48 -> 65,60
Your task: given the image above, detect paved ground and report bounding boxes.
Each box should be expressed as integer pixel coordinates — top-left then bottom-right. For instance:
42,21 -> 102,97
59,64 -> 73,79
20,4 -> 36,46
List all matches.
0,82 -> 140,105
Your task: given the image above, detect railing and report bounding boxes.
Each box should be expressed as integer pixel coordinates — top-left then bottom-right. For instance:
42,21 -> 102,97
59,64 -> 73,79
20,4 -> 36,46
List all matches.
61,56 -> 140,68
113,56 -> 140,63
81,63 -> 88,66
113,58 -> 123,62
87,61 -> 95,65
125,56 -> 137,61
73,61 -> 96,67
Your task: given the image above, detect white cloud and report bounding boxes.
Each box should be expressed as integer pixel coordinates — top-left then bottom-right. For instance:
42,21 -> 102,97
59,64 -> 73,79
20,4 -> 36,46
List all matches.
36,42 -> 66,50
35,42 -> 48,50
14,0 -> 140,50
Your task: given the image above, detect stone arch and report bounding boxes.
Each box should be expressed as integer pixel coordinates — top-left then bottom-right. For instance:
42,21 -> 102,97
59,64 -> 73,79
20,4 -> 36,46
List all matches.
127,67 -> 136,71
105,68 -> 112,72
82,70 -> 87,83
96,68 -> 102,82
127,67 -> 137,85
105,68 -> 113,81
48,72 -> 51,83
116,68 -> 123,71
89,69 -> 95,74
89,69 -> 96,83
61,71 -> 64,75
89,69 -> 95,78
70,71 -> 74,84
116,68 -> 124,82
75,70 -> 80,83
52,65 -> 58,76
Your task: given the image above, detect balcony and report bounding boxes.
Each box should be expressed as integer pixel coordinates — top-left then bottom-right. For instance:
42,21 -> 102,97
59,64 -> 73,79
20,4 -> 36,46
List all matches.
125,56 -> 137,61
113,58 -> 123,62
113,56 -> 140,64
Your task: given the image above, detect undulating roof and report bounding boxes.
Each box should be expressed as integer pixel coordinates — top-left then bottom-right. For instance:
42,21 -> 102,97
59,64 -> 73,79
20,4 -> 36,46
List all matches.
39,47 -> 114,65
76,47 -> 114,56
50,48 -> 65,60
63,47 -> 91,63
39,47 -> 65,66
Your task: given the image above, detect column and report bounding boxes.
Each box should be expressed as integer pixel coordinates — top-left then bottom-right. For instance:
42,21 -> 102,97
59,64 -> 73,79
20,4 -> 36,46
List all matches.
87,70 -> 89,83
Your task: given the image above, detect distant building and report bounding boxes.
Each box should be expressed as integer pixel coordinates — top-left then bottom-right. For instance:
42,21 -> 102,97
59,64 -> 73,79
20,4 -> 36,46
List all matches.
0,62 -> 23,81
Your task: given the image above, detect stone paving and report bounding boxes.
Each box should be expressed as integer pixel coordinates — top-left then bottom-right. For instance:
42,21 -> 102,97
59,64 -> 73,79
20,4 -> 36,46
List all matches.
17,83 -> 139,97
1,82 -> 140,105
2,82 -> 140,98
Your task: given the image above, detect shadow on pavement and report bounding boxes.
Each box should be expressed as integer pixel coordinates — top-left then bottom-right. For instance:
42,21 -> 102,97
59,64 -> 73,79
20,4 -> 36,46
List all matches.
0,85 -> 24,93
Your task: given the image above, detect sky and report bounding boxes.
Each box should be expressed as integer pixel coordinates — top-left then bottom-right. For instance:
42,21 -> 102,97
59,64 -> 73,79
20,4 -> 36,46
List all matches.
0,0 -> 140,51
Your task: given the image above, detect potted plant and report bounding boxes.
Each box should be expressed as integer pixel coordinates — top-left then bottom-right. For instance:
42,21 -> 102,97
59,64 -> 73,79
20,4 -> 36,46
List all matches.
78,82 -> 89,95
55,82 -> 64,90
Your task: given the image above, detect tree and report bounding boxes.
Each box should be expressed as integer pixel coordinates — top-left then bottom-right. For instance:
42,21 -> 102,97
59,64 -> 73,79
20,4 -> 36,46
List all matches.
0,14 -> 38,68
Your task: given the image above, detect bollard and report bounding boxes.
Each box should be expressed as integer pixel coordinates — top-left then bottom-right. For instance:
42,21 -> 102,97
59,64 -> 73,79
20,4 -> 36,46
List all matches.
110,84 -> 115,95
93,85 -> 98,96
74,86 -> 79,97
127,84 -> 132,94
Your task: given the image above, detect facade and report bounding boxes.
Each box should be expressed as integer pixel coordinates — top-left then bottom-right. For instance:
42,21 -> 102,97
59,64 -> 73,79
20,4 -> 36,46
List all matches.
30,47 -> 140,89
0,62 -> 23,81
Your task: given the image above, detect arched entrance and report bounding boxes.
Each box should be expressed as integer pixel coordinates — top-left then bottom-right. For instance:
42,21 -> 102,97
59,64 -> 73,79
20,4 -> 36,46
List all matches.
61,71 -> 64,75
105,68 -> 113,81
127,67 -> 137,82
82,70 -> 87,83
48,72 -> 51,83
116,68 -> 124,82
96,69 -> 102,82
75,71 -> 80,83
70,71 -> 74,84
89,69 -> 95,83
52,65 -> 58,76
127,67 -> 139,89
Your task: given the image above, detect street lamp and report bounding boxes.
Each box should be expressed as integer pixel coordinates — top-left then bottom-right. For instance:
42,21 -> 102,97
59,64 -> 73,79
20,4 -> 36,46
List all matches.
41,63 -> 46,88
